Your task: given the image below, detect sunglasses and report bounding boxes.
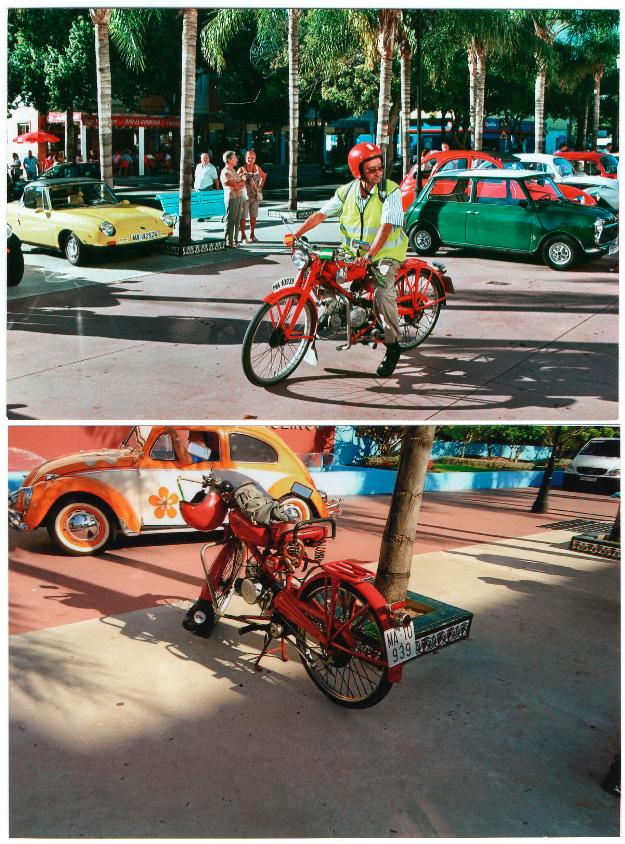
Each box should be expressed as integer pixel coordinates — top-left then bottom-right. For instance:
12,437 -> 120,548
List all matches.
364,165 -> 384,174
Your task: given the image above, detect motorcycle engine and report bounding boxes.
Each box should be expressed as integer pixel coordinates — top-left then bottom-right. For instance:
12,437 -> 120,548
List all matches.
318,297 -> 346,338
350,306 -> 369,330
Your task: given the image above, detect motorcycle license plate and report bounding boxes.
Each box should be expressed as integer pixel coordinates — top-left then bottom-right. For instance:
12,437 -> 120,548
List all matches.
272,277 -> 296,292
131,230 -> 159,241
385,619 -> 471,667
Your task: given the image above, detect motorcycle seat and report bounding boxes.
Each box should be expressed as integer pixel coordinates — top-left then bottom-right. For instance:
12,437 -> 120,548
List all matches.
270,522 -> 328,548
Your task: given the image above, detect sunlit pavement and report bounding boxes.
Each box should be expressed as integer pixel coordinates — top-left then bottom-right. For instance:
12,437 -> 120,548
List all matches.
9,488 -> 619,836
7,206 -> 618,420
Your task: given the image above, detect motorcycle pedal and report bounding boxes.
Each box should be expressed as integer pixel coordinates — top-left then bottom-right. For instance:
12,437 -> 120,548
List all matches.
238,622 -> 270,636
336,343 -> 350,351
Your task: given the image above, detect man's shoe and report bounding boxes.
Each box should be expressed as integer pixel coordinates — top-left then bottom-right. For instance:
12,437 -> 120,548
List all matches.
376,341 -> 401,378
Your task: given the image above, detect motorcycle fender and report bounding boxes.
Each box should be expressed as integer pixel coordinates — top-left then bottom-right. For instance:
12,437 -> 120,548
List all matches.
264,277 -> 318,306
402,257 -> 455,297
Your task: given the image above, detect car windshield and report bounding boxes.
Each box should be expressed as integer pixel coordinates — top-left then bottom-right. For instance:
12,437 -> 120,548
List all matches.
524,176 -> 563,202
600,155 -> 618,175
501,159 -> 525,170
552,157 -> 574,177
48,182 -> 119,209
579,440 -> 620,458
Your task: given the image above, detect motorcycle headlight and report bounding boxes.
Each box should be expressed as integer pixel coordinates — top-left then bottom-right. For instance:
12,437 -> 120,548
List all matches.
291,250 -> 309,271
99,221 -> 116,237
594,218 -> 604,243
161,212 -> 174,227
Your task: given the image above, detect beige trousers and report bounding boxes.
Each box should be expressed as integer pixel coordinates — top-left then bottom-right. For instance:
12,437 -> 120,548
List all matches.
368,258 -> 402,344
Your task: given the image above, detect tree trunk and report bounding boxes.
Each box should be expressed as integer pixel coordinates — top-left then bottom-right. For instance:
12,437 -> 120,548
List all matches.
375,10 -> 399,165
531,426 -> 562,513
590,67 -> 603,150
178,9 -> 198,244
90,8 -> 113,188
385,94 -> 401,179
65,107 -> 76,163
399,36 -> 412,176
467,44 -> 477,149
474,44 -> 486,152
288,9 -> 300,211
608,505 -> 620,543
374,426 -> 436,603
534,63 -> 546,153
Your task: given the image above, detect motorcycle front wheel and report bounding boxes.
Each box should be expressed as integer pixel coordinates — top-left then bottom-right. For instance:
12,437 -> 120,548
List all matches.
395,270 -> 443,350
296,580 -> 392,708
242,295 -> 316,386
183,540 -> 245,637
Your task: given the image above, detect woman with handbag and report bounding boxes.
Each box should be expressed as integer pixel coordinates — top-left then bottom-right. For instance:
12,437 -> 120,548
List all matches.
238,149 -> 266,243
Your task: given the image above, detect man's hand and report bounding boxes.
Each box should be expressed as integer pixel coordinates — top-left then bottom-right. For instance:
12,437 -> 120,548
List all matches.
353,253 -> 373,268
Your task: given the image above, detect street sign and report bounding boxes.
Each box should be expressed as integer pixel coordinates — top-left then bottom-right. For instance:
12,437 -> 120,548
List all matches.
268,208 -> 317,220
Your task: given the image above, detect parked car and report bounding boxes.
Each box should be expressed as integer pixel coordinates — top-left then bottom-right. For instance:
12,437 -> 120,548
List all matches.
404,170 -> 618,270
7,224 -> 24,287
558,150 -> 619,180
562,437 -> 620,494
8,425 -> 339,556
515,152 -> 618,212
400,150 -> 503,211
6,177 -> 174,265
41,161 -> 100,180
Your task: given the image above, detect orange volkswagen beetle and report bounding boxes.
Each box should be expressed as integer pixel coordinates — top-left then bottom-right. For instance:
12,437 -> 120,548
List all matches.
9,425 -> 338,556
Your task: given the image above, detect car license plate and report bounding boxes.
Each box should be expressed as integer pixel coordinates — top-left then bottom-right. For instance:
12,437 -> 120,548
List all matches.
131,231 -> 159,241
385,619 -> 471,667
579,476 -> 597,482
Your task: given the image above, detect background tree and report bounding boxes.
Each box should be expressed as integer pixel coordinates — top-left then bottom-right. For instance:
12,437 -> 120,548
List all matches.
375,426 -> 436,603
179,9 -> 198,244
89,9 -> 113,186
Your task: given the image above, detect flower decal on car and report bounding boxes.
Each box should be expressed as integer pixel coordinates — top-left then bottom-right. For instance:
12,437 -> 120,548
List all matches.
148,487 -> 179,519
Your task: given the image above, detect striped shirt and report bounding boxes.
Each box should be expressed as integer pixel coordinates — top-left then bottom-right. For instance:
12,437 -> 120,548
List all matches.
320,181 -> 404,228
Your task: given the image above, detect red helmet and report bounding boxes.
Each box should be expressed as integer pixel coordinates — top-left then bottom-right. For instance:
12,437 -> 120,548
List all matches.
348,142 -> 383,179
179,490 -> 227,532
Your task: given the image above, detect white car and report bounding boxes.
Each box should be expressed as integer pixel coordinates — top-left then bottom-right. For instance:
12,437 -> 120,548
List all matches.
515,153 -> 619,212
562,437 -> 620,494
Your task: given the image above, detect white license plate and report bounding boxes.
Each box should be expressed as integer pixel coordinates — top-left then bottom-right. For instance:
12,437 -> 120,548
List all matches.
579,476 -> 598,482
272,276 -> 296,292
131,230 -> 159,241
385,620 -> 470,666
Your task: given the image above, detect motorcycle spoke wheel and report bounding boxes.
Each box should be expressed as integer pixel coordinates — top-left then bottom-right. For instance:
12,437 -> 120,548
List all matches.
242,295 -> 316,386
395,270 -> 442,350
212,540 -> 246,613
297,581 -> 392,708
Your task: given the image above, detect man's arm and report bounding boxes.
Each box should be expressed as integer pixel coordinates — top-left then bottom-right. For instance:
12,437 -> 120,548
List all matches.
294,210 -> 327,239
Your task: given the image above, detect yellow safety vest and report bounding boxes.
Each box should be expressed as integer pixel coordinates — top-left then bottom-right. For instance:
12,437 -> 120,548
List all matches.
337,178 -> 408,263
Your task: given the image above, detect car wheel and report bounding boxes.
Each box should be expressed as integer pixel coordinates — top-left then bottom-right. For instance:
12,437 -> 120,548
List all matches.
409,224 -> 440,256
47,497 -> 117,555
64,232 -> 87,266
541,235 -> 580,271
7,248 -> 24,287
279,495 -> 313,522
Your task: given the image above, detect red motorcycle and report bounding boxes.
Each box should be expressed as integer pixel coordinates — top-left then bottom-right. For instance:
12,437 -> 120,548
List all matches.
241,229 -> 454,387
178,471 -> 472,709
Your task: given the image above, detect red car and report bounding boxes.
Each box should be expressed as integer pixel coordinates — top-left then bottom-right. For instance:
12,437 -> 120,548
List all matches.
558,150 -> 619,180
401,149 -> 596,212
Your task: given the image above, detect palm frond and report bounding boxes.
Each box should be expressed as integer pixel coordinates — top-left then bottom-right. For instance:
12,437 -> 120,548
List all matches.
200,9 -> 254,72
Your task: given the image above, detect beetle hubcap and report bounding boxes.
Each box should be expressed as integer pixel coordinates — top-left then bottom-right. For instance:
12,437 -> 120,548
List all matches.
415,230 -> 432,250
549,242 -> 571,265
66,238 -> 78,260
65,510 -> 101,542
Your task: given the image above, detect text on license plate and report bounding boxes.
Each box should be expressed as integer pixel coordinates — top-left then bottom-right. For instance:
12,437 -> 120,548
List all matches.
131,231 -> 159,241
384,619 -> 470,666
272,276 -> 296,292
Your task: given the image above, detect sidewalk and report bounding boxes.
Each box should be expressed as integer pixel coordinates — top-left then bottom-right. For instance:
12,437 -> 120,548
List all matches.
9,490 -> 620,836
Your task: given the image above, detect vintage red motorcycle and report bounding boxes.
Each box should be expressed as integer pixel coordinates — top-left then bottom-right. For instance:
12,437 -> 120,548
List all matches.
241,226 -> 454,387
178,471 -> 472,709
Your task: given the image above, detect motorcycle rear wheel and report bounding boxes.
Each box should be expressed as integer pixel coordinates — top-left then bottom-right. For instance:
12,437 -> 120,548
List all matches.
395,271 -> 443,350
242,295 -> 316,386
296,580 -> 392,708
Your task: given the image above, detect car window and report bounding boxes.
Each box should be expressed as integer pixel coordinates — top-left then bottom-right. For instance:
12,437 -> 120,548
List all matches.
525,176 -> 561,202
600,155 -> 618,175
48,182 -> 119,209
150,432 -> 175,461
150,429 -> 221,463
427,177 -> 471,202
579,440 -> 620,457
22,185 -> 39,209
229,433 -> 278,463
474,178 -> 526,205
472,159 -> 497,170
438,157 -> 468,172
553,157 -> 574,177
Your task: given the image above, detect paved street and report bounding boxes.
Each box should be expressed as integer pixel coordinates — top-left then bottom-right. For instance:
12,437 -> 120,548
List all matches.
9,488 -> 620,836
7,200 -> 618,421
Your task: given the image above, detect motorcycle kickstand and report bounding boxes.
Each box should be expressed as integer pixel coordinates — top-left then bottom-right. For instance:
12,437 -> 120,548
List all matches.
254,633 -> 289,671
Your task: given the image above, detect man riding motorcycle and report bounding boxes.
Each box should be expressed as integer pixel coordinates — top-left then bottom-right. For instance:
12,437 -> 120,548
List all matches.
290,142 -> 408,378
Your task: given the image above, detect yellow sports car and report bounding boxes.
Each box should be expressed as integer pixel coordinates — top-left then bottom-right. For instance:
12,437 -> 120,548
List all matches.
6,177 -> 174,265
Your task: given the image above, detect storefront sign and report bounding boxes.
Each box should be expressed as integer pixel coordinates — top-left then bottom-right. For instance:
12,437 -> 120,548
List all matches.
47,112 -> 180,129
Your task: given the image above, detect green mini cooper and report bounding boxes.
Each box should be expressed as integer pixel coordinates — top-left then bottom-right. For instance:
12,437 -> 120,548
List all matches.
404,170 -> 618,270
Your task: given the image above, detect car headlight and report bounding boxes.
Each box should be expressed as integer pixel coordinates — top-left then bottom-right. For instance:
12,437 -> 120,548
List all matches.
594,218 -> 604,243
606,468 -> 620,476
99,221 -> 116,237
19,486 -> 33,511
161,212 -> 174,227
7,223 -> 13,238
291,250 -> 309,271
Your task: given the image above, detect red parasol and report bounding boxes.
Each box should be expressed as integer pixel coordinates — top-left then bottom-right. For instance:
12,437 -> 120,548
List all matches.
13,131 -> 60,144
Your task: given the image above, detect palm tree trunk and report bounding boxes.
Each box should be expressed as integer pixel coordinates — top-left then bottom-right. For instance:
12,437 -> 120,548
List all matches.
591,67 -> 603,150
385,95 -> 401,179
474,45 -> 486,152
375,425 -> 436,603
534,63 -> 546,153
468,44 -> 477,149
179,9 -> 198,244
375,10 -> 400,164
65,107 -> 76,163
288,9 -> 300,211
90,8 -> 113,188
399,36 -> 412,176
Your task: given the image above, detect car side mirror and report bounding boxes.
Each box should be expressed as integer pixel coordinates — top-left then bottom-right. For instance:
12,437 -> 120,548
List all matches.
120,199 -> 130,206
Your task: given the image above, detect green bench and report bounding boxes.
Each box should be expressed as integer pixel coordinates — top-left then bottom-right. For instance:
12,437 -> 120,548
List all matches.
156,190 -> 226,223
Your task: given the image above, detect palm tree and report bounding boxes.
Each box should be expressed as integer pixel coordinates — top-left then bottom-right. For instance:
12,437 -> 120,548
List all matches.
375,426 -> 436,603
374,10 -> 401,164
89,8 -> 113,187
287,9 -> 300,211
398,14 -> 414,177
178,9 -> 198,244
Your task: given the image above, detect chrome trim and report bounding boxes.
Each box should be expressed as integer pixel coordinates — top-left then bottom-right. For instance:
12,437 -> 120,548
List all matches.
8,507 -> 29,532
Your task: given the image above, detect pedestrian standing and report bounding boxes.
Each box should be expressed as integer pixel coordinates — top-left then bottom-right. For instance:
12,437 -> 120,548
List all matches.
220,150 -> 246,247
238,149 -> 266,243
22,150 -> 39,181
10,152 -> 22,182
194,152 -> 219,191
